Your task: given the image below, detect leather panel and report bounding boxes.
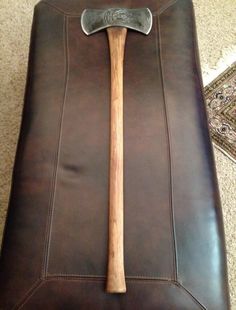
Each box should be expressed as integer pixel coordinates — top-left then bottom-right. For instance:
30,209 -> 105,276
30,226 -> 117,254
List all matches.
158,2 -> 230,308
0,3 -> 66,309
47,15 -> 174,280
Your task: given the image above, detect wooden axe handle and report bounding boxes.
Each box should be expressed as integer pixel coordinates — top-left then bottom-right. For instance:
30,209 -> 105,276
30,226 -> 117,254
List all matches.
106,27 -> 127,294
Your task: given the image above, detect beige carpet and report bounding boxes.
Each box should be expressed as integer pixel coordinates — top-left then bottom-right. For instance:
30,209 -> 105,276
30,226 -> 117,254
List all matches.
0,0 -> 235,308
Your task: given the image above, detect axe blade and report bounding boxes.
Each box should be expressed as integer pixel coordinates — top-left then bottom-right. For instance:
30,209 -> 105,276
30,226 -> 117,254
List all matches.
81,8 -> 153,35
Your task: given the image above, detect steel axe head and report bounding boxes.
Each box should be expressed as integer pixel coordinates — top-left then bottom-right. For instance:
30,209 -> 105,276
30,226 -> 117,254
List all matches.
81,8 -> 153,35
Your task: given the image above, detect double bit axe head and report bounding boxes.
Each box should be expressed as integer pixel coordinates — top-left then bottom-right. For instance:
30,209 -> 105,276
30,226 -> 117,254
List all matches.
81,8 -> 153,35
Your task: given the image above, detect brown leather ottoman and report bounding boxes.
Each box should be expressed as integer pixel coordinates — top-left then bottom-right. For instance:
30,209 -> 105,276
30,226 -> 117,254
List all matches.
0,0 -> 230,309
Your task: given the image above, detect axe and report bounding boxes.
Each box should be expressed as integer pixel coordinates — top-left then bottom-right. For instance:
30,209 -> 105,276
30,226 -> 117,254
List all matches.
81,8 -> 153,293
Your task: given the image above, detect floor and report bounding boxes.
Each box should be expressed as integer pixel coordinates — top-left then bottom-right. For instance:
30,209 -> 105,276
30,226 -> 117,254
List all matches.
0,0 -> 235,308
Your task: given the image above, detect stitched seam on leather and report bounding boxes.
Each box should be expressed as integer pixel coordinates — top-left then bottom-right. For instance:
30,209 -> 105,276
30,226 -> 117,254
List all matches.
40,1 -> 81,17
177,283 -> 207,310
46,274 -> 172,281
156,15 -> 178,281
42,15 -> 69,276
40,1 -> 66,15
45,276 -> 177,284
40,12 -> 65,277
153,0 -> 177,16
13,279 -> 43,310
41,0 -> 177,18
154,14 -> 176,280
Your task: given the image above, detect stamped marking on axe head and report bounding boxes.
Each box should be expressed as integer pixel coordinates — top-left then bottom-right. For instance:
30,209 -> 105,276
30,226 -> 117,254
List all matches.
81,7 -> 153,294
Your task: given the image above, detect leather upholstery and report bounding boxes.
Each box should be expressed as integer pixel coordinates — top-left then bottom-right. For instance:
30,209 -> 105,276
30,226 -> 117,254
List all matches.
0,0 -> 230,309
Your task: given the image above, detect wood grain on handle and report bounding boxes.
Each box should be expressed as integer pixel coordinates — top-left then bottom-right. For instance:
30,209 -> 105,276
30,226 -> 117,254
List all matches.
106,27 -> 127,294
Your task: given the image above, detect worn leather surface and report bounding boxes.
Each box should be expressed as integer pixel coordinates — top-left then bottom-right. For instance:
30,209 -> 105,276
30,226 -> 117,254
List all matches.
0,0 -> 230,309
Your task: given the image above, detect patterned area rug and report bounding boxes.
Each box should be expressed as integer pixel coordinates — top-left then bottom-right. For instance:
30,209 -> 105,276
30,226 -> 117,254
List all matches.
205,62 -> 236,162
